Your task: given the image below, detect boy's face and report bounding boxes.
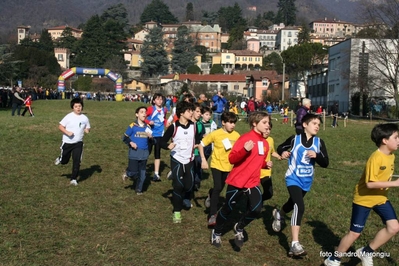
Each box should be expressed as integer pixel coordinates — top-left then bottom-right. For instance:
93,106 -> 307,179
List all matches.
385,131 -> 399,152
253,116 -> 270,134
192,107 -> 201,121
263,124 -> 271,139
181,109 -> 193,121
222,121 -> 236,133
202,112 -> 211,122
136,108 -> 147,122
153,96 -> 163,107
303,118 -> 320,135
72,103 -> 83,115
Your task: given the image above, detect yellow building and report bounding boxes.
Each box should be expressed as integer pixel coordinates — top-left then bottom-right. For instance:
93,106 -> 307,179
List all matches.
125,78 -> 151,92
47,25 -> 83,40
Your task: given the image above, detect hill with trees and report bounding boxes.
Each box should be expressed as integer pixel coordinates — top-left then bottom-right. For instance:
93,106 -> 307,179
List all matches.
0,0 -> 363,42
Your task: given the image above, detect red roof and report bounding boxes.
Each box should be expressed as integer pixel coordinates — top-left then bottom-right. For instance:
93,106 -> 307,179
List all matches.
47,25 -> 82,32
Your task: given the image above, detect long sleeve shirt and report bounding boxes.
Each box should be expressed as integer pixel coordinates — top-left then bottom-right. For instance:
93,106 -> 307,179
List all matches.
226,129 -> 269,189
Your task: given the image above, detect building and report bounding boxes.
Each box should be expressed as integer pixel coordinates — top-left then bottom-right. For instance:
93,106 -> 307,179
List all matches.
327,38 -> 395,113
54,48 -> 70,69
309,18 -> 358,38
47,25 -> 83,40
17,25 -> 31,44
276,26 -> 300,51
212,50 -> 263,73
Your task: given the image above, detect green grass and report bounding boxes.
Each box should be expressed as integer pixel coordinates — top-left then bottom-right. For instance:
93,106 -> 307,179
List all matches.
1,100 -> 398,266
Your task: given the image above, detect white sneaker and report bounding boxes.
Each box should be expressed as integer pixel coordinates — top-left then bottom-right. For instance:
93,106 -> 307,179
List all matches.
272,208 -> 284,232
70,180 -> 78,186
122,173 -> 128,182
211,229 -> 221,248
54,157 -> 61,165
356,247 -> 373,266
324,257 -> 341,266
288,242 -> 307,256
204,194 -> 211,208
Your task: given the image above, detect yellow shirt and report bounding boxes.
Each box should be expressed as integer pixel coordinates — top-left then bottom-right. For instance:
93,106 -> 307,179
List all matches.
353,149 -> 395,207
201,128 -> 240,172
260,137 -> 275,178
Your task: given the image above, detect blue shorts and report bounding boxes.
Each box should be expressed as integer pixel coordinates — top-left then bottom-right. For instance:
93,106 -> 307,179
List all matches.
350,201 -> 397,233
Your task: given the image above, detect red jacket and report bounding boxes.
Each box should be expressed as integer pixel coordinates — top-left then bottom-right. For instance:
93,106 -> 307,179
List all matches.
24,96 -> 32,106
227,129 -> 269,188
247,100 -> 255,112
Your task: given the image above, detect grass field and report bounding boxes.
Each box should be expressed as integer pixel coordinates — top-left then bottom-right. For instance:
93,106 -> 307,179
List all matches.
1,100 -> 399,266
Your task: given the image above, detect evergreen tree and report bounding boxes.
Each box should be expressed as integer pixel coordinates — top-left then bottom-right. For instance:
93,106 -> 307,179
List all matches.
101,3 -> 129,31
74,15 -> 109,68
217,3 -> 247,32
297,23 -> 311,44
140,26 -> 169,77
57,27 -> 78,51
277,0 -> 297,26
262,52 -> 283,73
38,29 -> 54,52
185,3 -> 194,22
201,11 -> 218,26
171,26 -> 196,74
140,0 -> 179,24
210,64 -> 224,74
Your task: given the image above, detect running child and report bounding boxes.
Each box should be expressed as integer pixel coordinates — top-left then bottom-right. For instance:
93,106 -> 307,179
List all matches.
160,101 -> 203,223
272,113 -> 329,256
22,94 -> 34,117
210,111 -> 272,248
324,123 -> 399,266
200,112 -> 240,226
122,106 -> 152,195
54,98 -> 91,186
145,93 -> 167,181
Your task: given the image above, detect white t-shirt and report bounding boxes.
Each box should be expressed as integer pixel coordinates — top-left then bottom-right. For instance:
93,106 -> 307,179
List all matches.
60,112 -> 91,143
240,101 -> 247,109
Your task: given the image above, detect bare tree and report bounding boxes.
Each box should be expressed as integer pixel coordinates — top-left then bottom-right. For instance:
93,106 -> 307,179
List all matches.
361,0 -> 399,117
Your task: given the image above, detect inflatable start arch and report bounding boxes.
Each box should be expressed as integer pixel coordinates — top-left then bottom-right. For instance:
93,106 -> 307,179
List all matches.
57,67 -> 124,101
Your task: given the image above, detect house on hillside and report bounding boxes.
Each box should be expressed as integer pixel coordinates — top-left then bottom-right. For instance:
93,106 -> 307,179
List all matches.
212,50 -> 263,73
47,25 -> 82,40
276,26 -> 300,51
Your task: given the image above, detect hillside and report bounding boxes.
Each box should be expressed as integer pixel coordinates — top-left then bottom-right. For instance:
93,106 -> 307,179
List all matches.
0,0 -> 363,38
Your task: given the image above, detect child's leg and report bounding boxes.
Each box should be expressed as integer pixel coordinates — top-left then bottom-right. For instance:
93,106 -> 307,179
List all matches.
261,177 -> 273,201
135,160 -> 147,193
59,142 -> 73,165
126,159 -> 139,179
209,168 -> 228,216
152,137 -> 162,180
214,185 -> 244,234
237,186 -> 263,230
28,106 -> 34,116
70,142 -> 84,181
285,186 -> 307,242
369,201 -> 399,250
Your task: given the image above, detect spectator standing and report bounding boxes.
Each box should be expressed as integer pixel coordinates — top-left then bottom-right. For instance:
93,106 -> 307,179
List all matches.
212,90 -> 227,128
11,87 -> 24,116
295,98 -> 311,134
331,102 -> 339,128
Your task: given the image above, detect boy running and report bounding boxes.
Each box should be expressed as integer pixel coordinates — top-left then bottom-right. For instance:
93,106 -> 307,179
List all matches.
210,111 -> 271,248
54,98 -> 91,186
200,112 -> 240,226
272,113 -> 329,256
160,101 -> 202,223
324,123 -> 399,266
122,106 -> 152,195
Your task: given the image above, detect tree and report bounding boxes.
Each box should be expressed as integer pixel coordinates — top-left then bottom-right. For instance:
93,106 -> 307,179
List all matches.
210,64 -> 224,74
217,3 -> 247,33
74,15 -> 109,68
201,11 -> 218,26
100,3 -> 129,31
262,52 -> 284,73
355,27 -> 379,38
297,23 -> 311,44
140,26 -> 169,77
357,0 -> 399,117
187,65 -> 201,74
140,0 -> 179,24
38,29 -> 54,52
277,0 -> 297,26
281,43 -> 327,97
57,27 -> 78,51
171,26 -> 197,74
185,3 -> 194,22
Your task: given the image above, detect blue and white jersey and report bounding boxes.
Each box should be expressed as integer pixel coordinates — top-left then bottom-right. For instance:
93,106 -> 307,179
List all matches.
285,134 -> 320,191
149,106 -> 166,137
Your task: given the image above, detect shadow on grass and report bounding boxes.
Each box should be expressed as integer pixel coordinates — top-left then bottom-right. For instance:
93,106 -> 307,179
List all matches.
61,164 -> 102,182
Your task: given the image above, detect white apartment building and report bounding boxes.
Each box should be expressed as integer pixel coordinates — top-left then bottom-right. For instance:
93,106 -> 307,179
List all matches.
275,27 -> 300,51
327,38 -> 396,113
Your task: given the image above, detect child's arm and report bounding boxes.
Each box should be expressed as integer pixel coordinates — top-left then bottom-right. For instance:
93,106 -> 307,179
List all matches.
277,135 -> 294,159
309,139 -> 329,168
198,145 -> 208,169
366,178 -> 399,189
229,139 -> 254,165
160,123 -> 175,150
145,106 -> 154,125
58,124 -> 73,137
271,151 -> 282,160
